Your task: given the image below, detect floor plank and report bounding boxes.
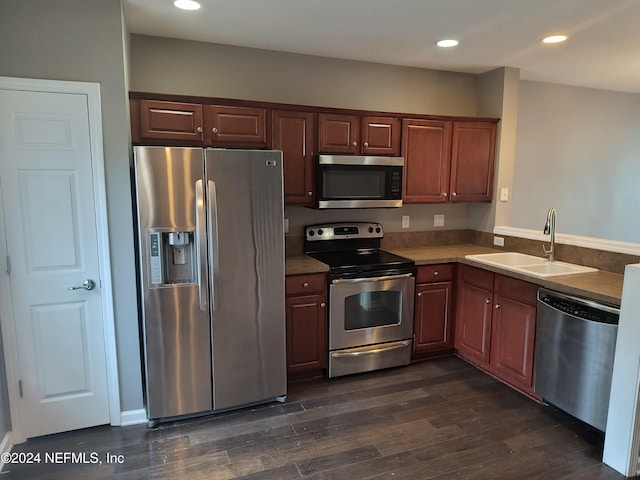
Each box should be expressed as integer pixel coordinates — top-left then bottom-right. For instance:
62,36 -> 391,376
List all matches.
1,357 -> 627,479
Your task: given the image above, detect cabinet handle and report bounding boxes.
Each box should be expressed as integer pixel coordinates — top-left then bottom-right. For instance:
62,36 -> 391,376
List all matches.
320,302 -> 326,308
197,126 -> 203,133
363,142 -> 369,147
307,191 -> 313,196
351,141 -> 358,146
485,298 -> 491,304
495,304 -> 501,309
212,127 -> 219,134
303,282 -> 309,288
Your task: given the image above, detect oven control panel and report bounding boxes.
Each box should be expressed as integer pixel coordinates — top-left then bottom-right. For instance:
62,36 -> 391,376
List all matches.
305,222 -> 383,241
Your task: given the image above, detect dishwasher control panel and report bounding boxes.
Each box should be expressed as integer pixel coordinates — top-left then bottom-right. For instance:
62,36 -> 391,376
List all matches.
538,290 -> 619,324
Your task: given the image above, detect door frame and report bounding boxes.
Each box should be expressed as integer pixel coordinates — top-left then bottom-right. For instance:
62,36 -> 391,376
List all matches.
0,76 -> 120,443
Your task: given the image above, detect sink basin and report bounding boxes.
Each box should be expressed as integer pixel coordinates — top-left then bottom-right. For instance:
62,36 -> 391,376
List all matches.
465,252 -> 598,278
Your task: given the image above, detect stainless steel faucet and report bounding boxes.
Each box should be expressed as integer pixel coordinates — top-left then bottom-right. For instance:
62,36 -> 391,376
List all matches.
543,208 -> 557,262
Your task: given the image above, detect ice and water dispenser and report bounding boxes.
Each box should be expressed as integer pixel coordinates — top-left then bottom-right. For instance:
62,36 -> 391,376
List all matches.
148,230 -> 197,285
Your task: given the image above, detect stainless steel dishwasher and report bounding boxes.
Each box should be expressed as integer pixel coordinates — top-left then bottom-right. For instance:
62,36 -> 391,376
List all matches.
534,288 -> 619,432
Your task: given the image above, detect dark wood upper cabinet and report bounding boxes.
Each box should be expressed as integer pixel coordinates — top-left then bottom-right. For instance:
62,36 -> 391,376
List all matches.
450,121 -> 497,202
272,110 -> 316,206
402,119 -> 496,203
318,113 -> 400,155
318,113 -> 360,154
203,105 -> 267,147
402,119 -> 452,203
138,100 -> 204,143
361,116 -> 401,155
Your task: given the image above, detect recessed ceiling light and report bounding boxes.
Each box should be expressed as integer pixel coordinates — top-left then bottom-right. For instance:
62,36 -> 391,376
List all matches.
542,34 -> 568,44
174,0 -> 201,10
436,39 -> 459,48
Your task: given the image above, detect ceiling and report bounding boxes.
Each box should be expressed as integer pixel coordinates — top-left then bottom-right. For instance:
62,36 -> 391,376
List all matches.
123,0 -> 640,94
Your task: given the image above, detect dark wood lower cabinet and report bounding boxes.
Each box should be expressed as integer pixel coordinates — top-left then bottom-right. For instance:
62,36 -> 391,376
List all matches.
412,264 -> 455,360
285,273 -> 327,381
455,264 -> 538,396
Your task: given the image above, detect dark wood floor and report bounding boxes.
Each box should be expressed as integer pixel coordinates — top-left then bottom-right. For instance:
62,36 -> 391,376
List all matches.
1,357 -> 626,479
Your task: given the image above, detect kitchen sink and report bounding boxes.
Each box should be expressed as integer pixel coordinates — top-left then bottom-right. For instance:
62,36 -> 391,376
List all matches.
465,252 -> 598,278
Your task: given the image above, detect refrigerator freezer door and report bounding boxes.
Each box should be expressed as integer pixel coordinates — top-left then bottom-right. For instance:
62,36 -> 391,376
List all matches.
205,149 -> 286,410
134,146 -> 213,420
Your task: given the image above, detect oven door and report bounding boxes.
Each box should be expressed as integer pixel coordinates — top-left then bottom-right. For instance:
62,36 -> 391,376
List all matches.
329,272 -> 415,351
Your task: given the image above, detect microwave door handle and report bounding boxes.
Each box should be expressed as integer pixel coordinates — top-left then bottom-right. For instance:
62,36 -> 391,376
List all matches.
207,180 -> 220,312
195,180 -> 208,312
331,273 -> 413,285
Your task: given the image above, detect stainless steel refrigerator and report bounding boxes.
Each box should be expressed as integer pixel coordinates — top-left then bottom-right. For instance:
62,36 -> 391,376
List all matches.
134,146 -> 286,423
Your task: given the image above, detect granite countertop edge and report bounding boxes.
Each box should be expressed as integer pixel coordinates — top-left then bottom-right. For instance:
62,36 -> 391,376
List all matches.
286,244 -> 625,306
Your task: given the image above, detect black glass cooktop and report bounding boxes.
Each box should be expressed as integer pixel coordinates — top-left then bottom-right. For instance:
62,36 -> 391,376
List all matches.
308,249 -> 415,276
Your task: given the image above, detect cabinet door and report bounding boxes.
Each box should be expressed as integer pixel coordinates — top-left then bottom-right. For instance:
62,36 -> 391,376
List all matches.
138,100 -> 204,143
401,119 -> 452,203
204,105 -> 267,147
272,110 -> 315,205
361,116 -> 400,156
455,266 -> 494,365
286,294 -> 327,376
490,294 -> 536,391
318,113 -> 359,154
414,281 -> 453,353
450,121 -> 496,202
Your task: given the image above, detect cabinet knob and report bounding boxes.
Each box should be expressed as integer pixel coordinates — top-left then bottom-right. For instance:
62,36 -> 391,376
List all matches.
495,304 -> 501,309
197,126 -> 203,133
433,271 -> 439,277
485,298 -> 491,304
351,141 -> 358,146
442,193 -> 448,198
417,292 -> 422,297
451,192 -> 457,197
363,142 -> 369,147
320,302 -> 326,308
212,127 -> 219,134
307,191 -> 313,196
303,282 -> 309,288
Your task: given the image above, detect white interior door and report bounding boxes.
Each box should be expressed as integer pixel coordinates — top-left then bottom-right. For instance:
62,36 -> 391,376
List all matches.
0,87 -> 111,438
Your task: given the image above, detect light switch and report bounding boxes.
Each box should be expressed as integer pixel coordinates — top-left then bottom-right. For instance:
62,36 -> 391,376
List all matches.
401,215 -> 410,228
283,218 -> 289,234
500,187 -> 509,202
434,214 -> 445,227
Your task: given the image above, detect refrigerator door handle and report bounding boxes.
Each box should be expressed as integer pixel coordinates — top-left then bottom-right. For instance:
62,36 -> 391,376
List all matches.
195,179 -> 208,312
207,179 -> 220,311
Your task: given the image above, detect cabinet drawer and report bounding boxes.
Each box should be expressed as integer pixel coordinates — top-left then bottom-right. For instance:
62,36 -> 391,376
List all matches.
417,264 -> 455,283
286,273 -> 326,296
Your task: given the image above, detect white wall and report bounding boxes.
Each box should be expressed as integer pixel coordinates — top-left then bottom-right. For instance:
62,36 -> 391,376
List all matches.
510,81 -> 640,244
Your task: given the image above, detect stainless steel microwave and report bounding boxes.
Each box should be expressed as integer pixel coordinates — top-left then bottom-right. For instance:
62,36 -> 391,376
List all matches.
316,155 -> 404,208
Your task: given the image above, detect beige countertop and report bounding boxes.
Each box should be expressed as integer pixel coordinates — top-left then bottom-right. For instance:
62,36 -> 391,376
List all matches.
286,244 -> 625,306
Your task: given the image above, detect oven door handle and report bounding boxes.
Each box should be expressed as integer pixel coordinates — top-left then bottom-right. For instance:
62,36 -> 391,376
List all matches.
331,273 -> 413,285
331,340 -> 411,357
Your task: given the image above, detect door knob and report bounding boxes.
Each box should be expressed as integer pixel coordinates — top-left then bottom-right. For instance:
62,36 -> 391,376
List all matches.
68,279 -> 96,291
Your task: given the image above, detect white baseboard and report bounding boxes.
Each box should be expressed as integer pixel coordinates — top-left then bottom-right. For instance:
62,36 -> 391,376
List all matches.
493,226 -> 640,256
120,409 -> 147,426
0,431 -> 12,471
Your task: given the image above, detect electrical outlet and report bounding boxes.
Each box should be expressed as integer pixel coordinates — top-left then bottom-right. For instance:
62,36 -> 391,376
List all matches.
500,187 -> 509,202
493,236 -> 505,247
401,215 -> 410,228
283,218 -> 289,234
434,214 -> 445,227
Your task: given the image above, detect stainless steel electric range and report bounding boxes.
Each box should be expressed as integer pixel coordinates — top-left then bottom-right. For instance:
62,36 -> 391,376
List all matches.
304,222 -> 416,377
